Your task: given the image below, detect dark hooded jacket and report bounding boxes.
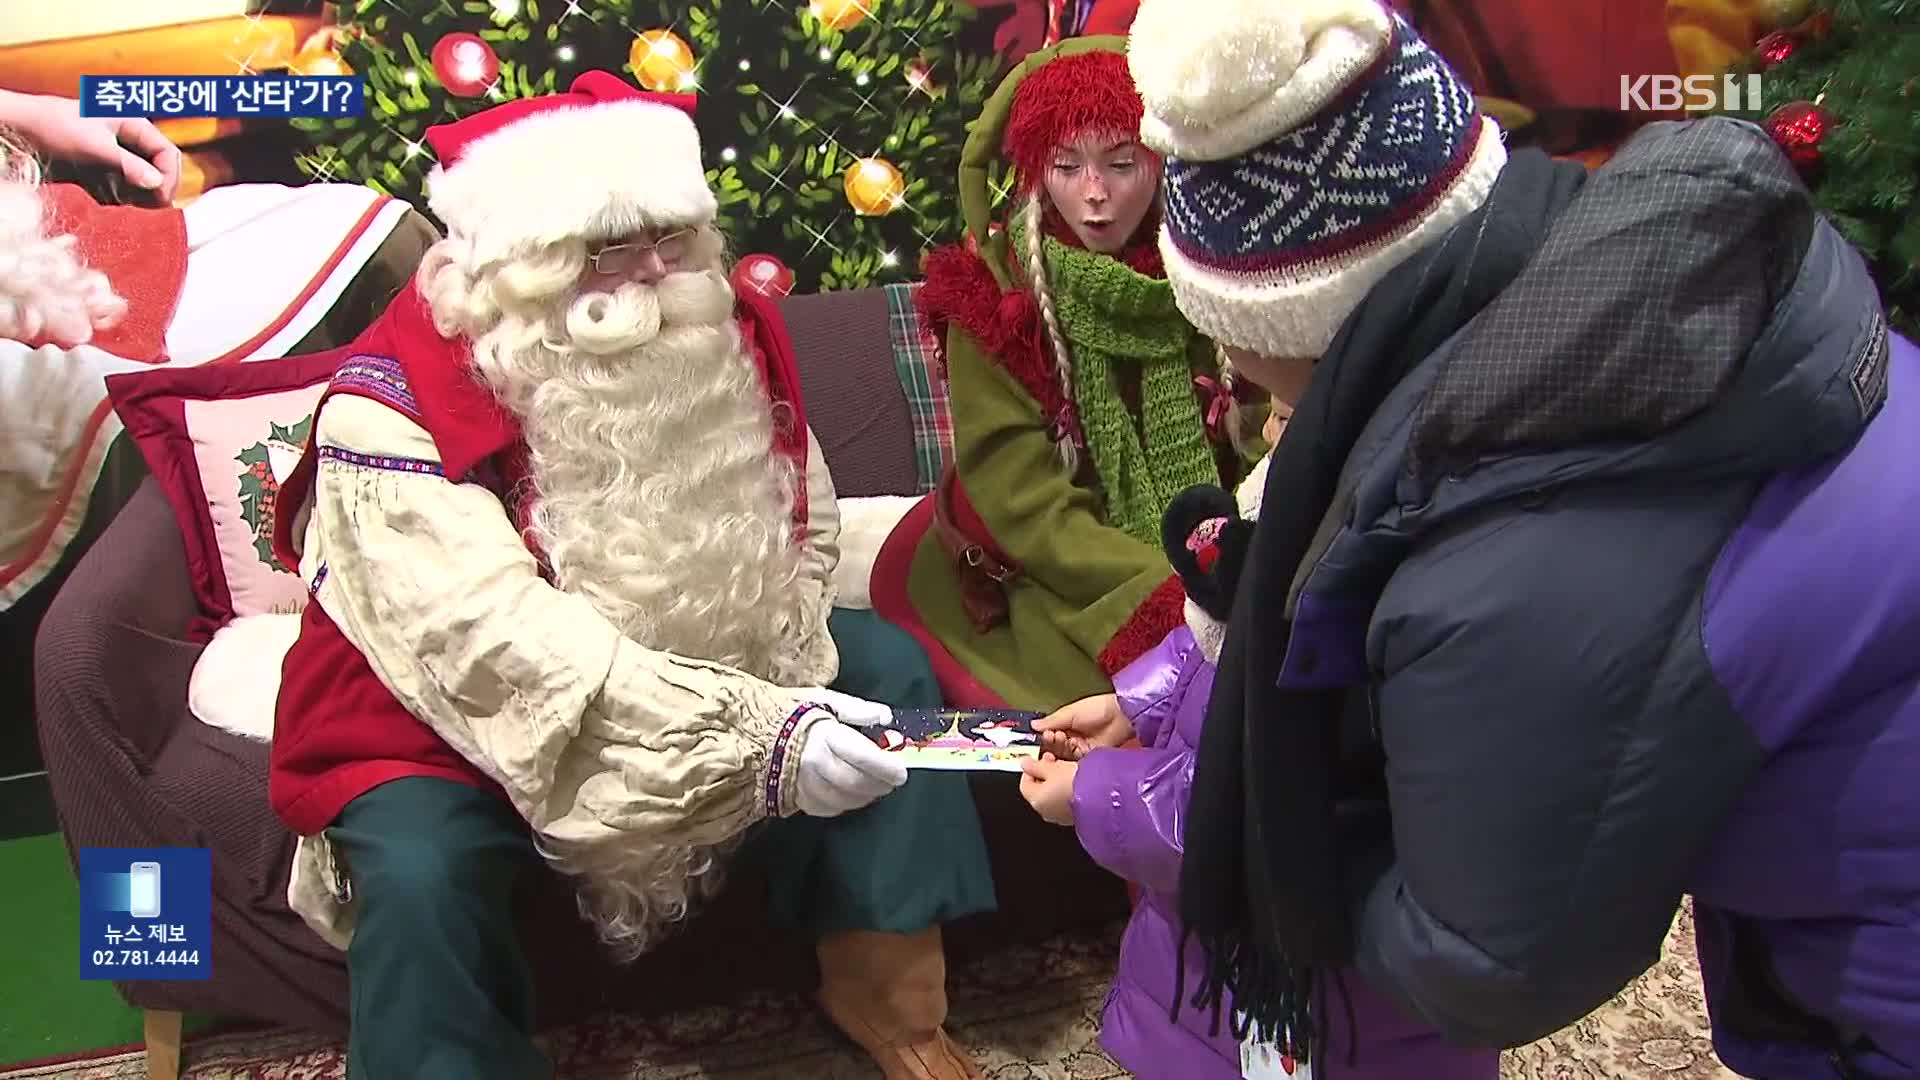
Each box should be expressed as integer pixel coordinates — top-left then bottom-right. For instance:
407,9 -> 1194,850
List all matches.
1194,116 -> 1917,1078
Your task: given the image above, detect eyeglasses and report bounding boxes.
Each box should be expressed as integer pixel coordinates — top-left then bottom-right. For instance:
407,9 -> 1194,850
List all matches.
589,228 -> 695,274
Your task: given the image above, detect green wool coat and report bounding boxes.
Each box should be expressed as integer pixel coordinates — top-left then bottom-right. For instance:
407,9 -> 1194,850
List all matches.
904,325 -> 1245,712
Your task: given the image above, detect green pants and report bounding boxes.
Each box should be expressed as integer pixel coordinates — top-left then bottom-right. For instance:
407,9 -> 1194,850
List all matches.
330,608 -> 996,1079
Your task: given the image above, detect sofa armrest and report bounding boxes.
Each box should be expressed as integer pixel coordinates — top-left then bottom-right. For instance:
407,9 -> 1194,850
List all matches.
35,478 -> 207,843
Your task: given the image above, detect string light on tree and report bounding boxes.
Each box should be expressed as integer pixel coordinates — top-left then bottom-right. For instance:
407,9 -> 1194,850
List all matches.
432,32 -> 501,97
629,29 -> 696,92
290,41 -> 352,77
808,0 -> 873,32
844,157 -> 905,216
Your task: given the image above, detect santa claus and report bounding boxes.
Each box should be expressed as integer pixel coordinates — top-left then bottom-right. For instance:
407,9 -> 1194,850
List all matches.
268,71 -> 992,1080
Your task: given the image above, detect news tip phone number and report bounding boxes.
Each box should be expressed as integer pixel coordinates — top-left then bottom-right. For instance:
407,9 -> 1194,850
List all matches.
90,949 -> 201,966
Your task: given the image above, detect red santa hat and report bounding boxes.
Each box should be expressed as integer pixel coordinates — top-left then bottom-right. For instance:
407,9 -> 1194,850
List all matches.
423,70 -> 716,266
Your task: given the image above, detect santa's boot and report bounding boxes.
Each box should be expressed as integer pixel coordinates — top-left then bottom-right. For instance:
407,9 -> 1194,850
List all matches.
816,927 -> 981,1080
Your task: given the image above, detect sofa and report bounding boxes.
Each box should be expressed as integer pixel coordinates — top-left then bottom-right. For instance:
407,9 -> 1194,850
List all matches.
33,284 -> 1131,1078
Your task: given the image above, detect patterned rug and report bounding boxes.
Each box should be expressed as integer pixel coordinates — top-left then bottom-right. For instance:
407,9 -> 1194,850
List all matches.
2,907 -> 1733,1079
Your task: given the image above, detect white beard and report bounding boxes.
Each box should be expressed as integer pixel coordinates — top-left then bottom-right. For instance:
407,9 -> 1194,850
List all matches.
0,174 -> 127,349
471,266 -> 822,687
441,255 -> 826,961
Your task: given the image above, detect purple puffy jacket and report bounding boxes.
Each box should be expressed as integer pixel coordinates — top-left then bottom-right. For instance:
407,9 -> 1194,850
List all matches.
1071,625 -> 1499,1080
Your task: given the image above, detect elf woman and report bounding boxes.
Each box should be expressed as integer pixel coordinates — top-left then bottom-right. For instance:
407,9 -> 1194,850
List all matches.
873,37 -> 1262,711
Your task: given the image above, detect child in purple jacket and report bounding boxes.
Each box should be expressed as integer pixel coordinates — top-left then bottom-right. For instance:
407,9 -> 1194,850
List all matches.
1020,452 -> 1499,1080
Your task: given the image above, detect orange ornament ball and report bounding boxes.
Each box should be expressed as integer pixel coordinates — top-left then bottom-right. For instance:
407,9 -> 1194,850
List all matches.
290,46 -> 352,78
844,156 -> 905,216
809,0 -> 873,32
629,29 -> 696,92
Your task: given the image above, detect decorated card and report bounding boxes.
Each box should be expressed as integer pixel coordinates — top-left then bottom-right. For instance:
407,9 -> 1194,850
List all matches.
864,709 -> 1044,772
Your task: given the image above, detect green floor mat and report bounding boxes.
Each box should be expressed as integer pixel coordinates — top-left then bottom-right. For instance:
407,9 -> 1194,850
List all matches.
0,834 -> 220,1065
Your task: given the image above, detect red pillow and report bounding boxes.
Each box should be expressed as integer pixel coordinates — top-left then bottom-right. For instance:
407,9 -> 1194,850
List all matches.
107,347 -> 352,640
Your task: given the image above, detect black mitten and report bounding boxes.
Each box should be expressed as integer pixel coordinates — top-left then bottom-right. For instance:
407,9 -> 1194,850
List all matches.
1161,485 -> 1255,622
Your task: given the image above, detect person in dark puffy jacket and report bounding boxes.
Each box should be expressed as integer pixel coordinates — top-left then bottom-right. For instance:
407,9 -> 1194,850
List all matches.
1115,0 -> 1920,1077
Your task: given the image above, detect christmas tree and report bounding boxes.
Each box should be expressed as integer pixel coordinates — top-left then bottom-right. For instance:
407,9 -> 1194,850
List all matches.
1721,0 -> 1919,337
287,0 -> 1003,292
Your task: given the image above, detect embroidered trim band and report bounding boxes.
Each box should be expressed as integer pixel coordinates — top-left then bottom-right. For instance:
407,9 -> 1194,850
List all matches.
766,703 -> 817,814
331,353 -> 419,419
317,444 -> 445,476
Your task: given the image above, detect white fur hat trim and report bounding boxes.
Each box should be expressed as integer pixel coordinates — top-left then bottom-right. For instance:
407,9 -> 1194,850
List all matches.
426,99 -> 718,267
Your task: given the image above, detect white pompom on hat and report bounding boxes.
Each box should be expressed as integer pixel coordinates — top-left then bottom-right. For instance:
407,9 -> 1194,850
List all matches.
1128,0 -> 1507,359
1130,0 -> 1394,162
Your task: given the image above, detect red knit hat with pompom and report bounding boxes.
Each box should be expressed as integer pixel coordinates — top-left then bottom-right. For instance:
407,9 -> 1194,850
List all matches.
1001,50 -> 1156,192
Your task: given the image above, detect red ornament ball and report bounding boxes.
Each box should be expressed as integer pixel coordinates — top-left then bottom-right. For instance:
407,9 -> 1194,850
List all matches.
1764,100 -> 1829,172
1756,30 -> 1799,67
731,253 -> 795,299
432,32 -> 500,98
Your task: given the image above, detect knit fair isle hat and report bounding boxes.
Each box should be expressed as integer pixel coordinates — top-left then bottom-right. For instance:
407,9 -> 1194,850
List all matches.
1127,0 -> 1507,359
423,70 -> 716,267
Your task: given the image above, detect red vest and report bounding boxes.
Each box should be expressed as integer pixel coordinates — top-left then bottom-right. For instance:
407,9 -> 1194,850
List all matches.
268,283 -> 811,835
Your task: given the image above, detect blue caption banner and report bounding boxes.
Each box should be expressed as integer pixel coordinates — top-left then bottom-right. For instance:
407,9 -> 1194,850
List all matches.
78,847 -> 211,981
79,75 -> 364,119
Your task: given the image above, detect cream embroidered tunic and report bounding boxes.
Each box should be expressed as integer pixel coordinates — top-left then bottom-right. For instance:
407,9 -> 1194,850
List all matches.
283,391 -> 845,948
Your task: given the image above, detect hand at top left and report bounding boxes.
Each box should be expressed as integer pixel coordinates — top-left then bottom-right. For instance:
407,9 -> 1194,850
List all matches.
0,90 -> 181,203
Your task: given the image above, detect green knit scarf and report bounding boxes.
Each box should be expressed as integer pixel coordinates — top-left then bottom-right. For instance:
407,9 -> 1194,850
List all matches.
1020,220 -> 1217,544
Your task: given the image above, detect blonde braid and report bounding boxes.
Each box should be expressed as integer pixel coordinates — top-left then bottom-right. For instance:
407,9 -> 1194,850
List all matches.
1025,190 -> 1078,473
1216,345 -> 1253,459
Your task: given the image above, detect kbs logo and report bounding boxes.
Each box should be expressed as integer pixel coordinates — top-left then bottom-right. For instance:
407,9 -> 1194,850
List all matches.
1619,73 -> 1766,112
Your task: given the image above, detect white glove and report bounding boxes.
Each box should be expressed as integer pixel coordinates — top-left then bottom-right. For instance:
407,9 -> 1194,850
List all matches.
805,688 -> 894,728
795,714 -> 908,817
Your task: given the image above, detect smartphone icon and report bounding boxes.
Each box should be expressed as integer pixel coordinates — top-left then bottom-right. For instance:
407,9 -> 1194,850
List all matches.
128,862 -> 162,919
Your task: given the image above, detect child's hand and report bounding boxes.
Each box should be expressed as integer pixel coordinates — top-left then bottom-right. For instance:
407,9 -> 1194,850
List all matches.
1019,753 -> 1078,826
1034,694 -> 1133,762
1039,729 -> 1087,762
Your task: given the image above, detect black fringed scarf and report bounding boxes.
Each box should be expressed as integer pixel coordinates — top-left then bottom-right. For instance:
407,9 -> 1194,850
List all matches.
1173,147 -> 1591,1065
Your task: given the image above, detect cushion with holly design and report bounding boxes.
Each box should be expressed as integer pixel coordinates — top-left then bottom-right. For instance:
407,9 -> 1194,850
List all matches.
107,346 -> 352,640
